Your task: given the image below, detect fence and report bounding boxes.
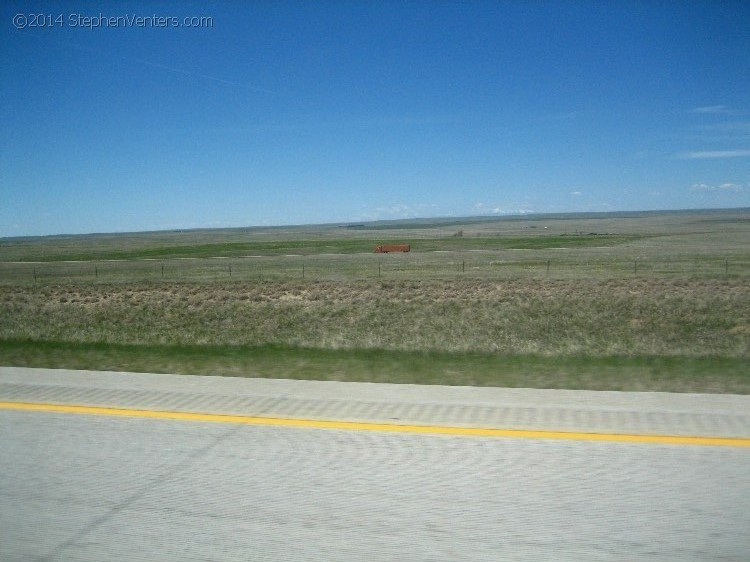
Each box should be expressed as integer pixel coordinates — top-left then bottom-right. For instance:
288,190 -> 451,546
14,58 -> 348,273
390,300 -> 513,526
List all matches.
1,253 -> 748,285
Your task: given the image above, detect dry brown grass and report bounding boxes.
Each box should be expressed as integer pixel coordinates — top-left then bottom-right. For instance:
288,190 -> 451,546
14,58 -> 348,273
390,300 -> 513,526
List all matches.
2,278 -> 748,357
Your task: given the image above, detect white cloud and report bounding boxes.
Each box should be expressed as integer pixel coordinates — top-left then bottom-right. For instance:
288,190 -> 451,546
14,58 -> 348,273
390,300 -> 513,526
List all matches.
706,121 -> 750,132
690,182 -> 743,193
690,105 -> 733,114
469,200 -> 537,216
381,204 -> 417,217
677,149 -> 750,159
718,183 -> 743,192
365,203 -> 439,221
570,191 -> 582,196
483,207 -> 533,215
471,203 -> 506,215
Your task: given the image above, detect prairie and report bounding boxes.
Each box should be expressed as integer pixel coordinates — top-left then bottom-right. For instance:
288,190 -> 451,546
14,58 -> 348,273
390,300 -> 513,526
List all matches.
1,209 -> 748,392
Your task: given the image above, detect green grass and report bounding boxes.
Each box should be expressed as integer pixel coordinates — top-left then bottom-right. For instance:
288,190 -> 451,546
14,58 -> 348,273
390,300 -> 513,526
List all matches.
1,339 -> 747,393
0,235 -> 643,262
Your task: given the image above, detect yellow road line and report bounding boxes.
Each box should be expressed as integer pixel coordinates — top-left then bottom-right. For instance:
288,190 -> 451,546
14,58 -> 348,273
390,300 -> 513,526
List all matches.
1,400 -> 749,448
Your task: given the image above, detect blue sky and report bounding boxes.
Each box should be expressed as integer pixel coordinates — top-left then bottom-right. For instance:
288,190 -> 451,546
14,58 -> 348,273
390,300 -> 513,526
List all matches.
2,0 -> 749,236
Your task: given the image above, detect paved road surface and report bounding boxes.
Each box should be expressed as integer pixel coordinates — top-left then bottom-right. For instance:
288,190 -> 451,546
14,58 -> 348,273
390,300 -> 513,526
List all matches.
1,367 -> 749,561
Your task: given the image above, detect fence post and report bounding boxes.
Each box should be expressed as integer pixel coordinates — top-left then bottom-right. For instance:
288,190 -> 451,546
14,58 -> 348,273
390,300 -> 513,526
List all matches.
462,260 -> 465,273
95,266 -> 98,279
33,267 -> 37,282
161,264 -> 164,278
229,263 -> 232,277
302,263 -> 305,280
546,260 -> 550,275
634,260 -> 637,275
378,263 -> 381,278
725,258 -> 728,275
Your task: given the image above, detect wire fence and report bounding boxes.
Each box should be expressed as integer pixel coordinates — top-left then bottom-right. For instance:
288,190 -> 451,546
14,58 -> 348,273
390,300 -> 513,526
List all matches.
1,253 -> 748,285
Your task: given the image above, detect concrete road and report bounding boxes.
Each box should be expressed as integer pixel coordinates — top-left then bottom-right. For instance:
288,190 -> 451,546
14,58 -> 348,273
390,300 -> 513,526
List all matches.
1,367 -> 749,561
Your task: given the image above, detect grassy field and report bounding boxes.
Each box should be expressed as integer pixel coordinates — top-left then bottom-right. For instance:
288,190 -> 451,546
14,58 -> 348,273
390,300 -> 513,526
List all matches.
1,209 -> 749,393
0,234 -> 644,261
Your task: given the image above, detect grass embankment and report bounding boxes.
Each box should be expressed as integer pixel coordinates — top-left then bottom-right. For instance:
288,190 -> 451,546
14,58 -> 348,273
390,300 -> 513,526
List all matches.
1,278 -> 748,393
1,340 -> 747,393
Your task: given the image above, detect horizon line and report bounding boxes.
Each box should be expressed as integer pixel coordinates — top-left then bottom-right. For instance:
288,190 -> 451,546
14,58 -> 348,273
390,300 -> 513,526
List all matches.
2,206 -> 749,241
